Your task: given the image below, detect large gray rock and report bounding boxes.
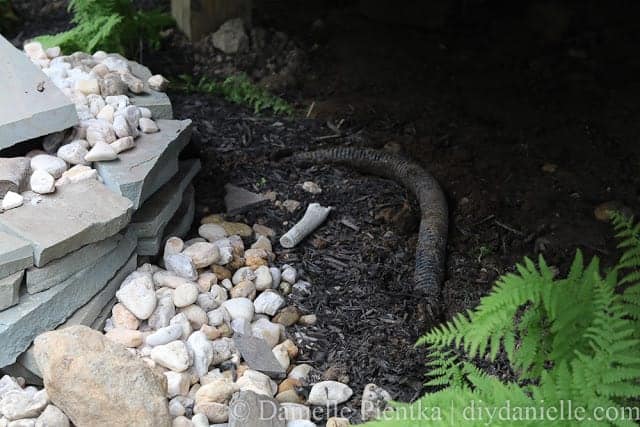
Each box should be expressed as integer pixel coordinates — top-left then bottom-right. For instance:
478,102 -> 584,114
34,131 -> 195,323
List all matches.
128,60 -> 173,119
25,233 -> 122,294
94,119 -> 192,209
0,232 -> 33,279
137,185 -> 195,256
234,335 -> 286,379
0,228 -> 136,367
33,325 -> 171,427
130,159 -> 201,239
0,180 -> 132,267
11,254 -> 137,379
0,270 -> 23,311
0,35 -> 78,148
228,391 -> 285,427
212,19 -> 249,54
0,157 -> 30,198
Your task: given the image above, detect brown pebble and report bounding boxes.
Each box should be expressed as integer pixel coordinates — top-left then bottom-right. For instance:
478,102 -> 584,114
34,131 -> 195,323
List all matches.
273,306 -> 301,326
212,265 -> 232,281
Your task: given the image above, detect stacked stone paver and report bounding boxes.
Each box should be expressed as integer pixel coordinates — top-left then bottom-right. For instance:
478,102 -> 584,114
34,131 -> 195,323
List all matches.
0,48 -> 200,374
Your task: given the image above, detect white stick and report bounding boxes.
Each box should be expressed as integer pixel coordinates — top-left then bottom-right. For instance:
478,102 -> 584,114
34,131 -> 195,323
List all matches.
280,203 -> 333,248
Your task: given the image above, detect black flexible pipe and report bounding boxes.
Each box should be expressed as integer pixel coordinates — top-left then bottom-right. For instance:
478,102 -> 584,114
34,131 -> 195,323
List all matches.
291,147 -> 448,321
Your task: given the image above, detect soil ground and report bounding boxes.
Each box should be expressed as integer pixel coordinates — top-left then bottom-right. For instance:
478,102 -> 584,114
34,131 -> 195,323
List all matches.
8,0 -> 640,423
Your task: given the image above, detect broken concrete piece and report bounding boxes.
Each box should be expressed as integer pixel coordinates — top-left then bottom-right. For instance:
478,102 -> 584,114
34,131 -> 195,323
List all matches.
0,180 -> 132,267
137,185 -> 195,256
0,157 -> 30,198
25,233 -> 122,294
224,183 -> 269,214
0,270 -> 23,311
0,228 -> 137,367
0,35 -> 78,148
131,159 -> 201,239
0,232 -> 33,279
234,334 -> 287,379
94,119 -> 192,209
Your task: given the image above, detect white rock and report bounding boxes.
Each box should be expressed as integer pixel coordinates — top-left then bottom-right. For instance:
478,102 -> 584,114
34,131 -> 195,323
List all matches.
211,337 -> 236,365
179,304 -> 208,329
222,298 -> 254,322
251,318 -> 282,348
148,74 -> 169,91
75,79 -> 100,95
272,342 -> 290,370
112,114 -> 131,138
165,371 -> 191,398
87,95 -> 106,117
86,122 -> 116,146
0,376 -> 22,399
57,141 -> 89,165
287,421 -> 316,427
85,141 -> 118,162
24,42 -> 46,60
302,181 -> 322,194
254,291 -> 285,316
207,306 -> 230,327
105,95 -> 129,110
173,283 -> 199,308
30,154 -> 67,179
168,398 -> 185,416
102,56 -> 129,73
150,340 -> 192,372
212,239 -> 233,264
198,224 -> 227,242
254,266 -> 273,291
307,381 -> 353,406
165,254 -> 198,280
187,331 -> 213,378
120,72 -> 144,93
45,46 -> 61,59
361,383 -> 392,422
148,294 -> 175,329
170,313 -> 193,340
196,293 -> 218,312
230,318 -> 251,335
281,266 -> 297,284
288,364 -> 313,382
35,404 -> 69,427
111,136 -> 135,154
139,107 -> 152,118
123,106 -> 141,138
164,237 -> 185,256
191,413 -> 209,427
145,324 -> 183,346
29,170 -> 55,195
56,165 -> 98,186
270,267 -> 281,287
182,242 -> 220,269
139,118 -> 159,133
116,272 -> 157,320
96,105 -> 115,122
2,192 -> 23,210
232,267 -> 256,285
0,389 -> 48,421
236,369 -> 275,397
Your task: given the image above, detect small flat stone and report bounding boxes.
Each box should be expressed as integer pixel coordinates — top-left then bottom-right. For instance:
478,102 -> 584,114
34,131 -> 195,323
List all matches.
234,335 -> 286,379
139,118 -> 159,133
0,232 -> 32,280
0,270 -> 23,311
0,180 -> 132,267
224,184 -> 269,214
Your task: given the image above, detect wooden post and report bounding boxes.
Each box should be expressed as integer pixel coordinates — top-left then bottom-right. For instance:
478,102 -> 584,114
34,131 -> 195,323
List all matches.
171,0 -> 252,42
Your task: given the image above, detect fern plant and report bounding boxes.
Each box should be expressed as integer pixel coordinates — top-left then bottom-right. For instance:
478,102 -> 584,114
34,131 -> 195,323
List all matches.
35,0 -> 172,55
176,74 -> 293,116
366,215 -> 640,426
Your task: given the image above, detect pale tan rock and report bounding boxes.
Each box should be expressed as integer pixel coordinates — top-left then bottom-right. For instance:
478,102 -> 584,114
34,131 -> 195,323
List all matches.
182,242 -> 219,268
139,118 -> 159,133
195,378 -> 237,405
196,272 -> 216,293
230,280 -> 256,300
111,303 -> 140,330
179,304 -> 208,329
105,328 -> 143,348
85,141 -> 117,162
33,326 -> 170,427
148,74 -> 169,91
200,324 -> 221,340
327,417 -> 350,427
253,224 -> 275,237
194,402 -> 228,423
111,136 -> 135,154
74,79 -> 100,95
